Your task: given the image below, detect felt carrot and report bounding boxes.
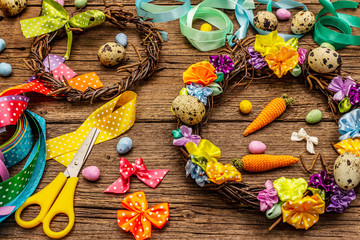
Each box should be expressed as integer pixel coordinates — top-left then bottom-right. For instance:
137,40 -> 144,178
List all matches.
232,154 -> 299,172
243,94 -> 294,136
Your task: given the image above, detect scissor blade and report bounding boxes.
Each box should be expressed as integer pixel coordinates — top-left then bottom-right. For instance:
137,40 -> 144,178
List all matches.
64,127 -> 100,178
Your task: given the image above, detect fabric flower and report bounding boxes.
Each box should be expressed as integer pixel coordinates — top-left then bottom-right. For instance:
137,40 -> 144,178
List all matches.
209,55 -> 234,75
173,125 -> 201,147
328,76 -> 355,101
298,48 -> 307,65
185,160 -> 209,187
308,170 -> 335,192
265,46 -> 299,78
205,161 -> 242,184
273,177 -> 308,202
334,138 -> 360,157
257,180 -> 278,211
282,194 -> 325,230
247,46 -> 267,69
326,184 -> 356,213
338,109 -> 360,140
349,83 -> 360,105
186,83 -> 213,105
254,30 -> 285,57
183,61 -> 217,85
185,139 -> 221,164
285,37 -> 298,50
308,187 -> 326,200
338,97 -> 352,113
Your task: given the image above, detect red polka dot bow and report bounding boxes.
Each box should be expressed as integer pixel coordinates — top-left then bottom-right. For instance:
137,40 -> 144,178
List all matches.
104,158 -> 169,194
117,191 -> 169,240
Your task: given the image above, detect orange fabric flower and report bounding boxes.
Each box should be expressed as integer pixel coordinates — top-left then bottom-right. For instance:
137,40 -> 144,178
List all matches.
265,46 -> 299,78
183,61 -> 217,85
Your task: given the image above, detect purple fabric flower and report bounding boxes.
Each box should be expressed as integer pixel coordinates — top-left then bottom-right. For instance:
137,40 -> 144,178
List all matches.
308,170 -> 335,192
298,48 -> 307,65
328,76 -> 355,101
326,184 -> 356,213
247,46 -> 267,70
257,180 -> 278,211
209,55 -> 234,75
173,125 -> 201,146
349,83 -> 360,105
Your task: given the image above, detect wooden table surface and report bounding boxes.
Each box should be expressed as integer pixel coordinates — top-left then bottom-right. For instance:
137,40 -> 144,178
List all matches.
1,0 -> 360,239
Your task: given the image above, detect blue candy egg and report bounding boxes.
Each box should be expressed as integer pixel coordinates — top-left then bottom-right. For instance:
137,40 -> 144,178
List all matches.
0,39 -> 5,53
117,137 -> 133,154
0,63 -> 12,77
115,33 -> 127,47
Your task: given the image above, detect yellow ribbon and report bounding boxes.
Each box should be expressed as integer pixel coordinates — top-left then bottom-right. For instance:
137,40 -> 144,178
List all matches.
333,138 -> 360,157
273,177 -> 308,202
185,139 -> 221,163
46,91 -> 137,166
205,162 -> 242,184
254,30 -> 285,56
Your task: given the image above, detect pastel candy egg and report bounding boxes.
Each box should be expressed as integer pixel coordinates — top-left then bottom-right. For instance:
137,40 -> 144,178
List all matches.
172,95 -> 205,125
248,141 -> 266,154
308,47 -> 341,73
291,10 -> 315,34
97,42 -> 126,67
276,8 -> 291,20
200,23 -> 212,31
75,0 -> 87,8
254,11 -> 278,31
0,62 -> 12,77
82,166 -> 100,181
239,100 -> 252,114
305,109 -> 322,124
0,39 -> 5,53
0,0 -> 27,16
115,33 -> 127,47
117,137 -> 133,154
334,152 -> 360,190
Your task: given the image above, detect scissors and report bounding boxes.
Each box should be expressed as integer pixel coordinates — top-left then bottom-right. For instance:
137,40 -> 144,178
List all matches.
15,127 -> 100,239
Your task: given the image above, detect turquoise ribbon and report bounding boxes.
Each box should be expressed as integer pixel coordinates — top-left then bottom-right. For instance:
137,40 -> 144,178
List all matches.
313,0 -> 360,49
0,110 -> 46,222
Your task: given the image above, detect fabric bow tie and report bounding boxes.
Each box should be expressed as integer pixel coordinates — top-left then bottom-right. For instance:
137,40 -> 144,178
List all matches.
117,191 -> 169,240
291,128 -> 318,154
186,83 -> 213,105
20,0 -> 105,59
173,125 -> 201,147
327,76 -> 355,101
185,139 -> 221,164
338,109 -> 360,140
104,158 -> 169,194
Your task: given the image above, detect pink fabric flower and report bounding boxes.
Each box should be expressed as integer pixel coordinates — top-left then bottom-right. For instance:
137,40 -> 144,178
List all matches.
173,125 -> 201,146
257,180 -> 278,211
298,48 -> 307,65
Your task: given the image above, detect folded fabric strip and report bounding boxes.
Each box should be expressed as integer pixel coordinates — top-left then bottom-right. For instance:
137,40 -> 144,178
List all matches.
52,63 -> 77,81
46,91 -> 137,166
66,72 -> 103,91
338,109 -> 360,140
43,54 -> 66,72
0,80 -> 52,98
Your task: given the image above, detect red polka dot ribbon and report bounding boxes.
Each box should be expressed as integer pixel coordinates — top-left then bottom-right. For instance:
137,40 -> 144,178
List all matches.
104,158 -> 169,194
117,191 -> 169,240
0,80 -> 52,97
0,95 -> 29,128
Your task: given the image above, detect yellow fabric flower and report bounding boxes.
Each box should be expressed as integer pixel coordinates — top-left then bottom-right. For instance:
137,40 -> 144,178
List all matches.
265,46 -> 299,78
282,194 -> 325,230
285,37 -> 298,50
185,139 -> 221,164
183,61 -> 217,85
333,138 -> 360,157
254,30 -> 285,57
205,162 -> 242,184
273,177 -> 308,202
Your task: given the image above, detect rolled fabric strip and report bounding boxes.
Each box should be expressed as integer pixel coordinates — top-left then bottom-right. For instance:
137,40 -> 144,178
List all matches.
0,152 -> 10,182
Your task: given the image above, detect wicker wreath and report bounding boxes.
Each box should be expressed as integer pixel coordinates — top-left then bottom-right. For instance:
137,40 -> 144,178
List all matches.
23,5 -> 163,103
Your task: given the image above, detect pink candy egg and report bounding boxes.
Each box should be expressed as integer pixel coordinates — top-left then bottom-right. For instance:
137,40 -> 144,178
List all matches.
248,141 -> 266,154
276,8 -> 291,21
82,166 -> 100,181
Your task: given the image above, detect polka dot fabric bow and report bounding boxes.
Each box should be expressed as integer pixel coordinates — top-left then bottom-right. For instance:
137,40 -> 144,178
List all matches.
105,158 -> 169,194
117,191 -> 169,240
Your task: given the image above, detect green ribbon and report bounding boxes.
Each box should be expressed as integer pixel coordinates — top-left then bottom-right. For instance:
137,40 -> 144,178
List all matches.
20,0 -> 105,59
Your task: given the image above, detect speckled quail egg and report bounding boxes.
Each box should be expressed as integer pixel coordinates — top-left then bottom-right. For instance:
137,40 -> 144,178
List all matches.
97,42 -> 126,67
0,0 -> 27,16
254,11 -> 278,31
334,152 -> 360,190
290,10 -> 315,34
308,47 -> 342,73
172,95 -> 205,125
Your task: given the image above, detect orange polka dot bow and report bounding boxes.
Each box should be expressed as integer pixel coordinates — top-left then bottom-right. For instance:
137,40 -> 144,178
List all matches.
117,191 -> 169,240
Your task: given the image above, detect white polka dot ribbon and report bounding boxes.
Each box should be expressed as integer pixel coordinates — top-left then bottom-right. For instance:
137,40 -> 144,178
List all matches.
291,128 -> 318,154
46,91 -> 137,166
20,0 -> 106,59
104,157 -> 169,194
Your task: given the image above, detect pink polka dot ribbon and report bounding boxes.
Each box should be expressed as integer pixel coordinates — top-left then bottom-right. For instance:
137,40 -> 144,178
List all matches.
52,63 -> 77,81
0,95 -> 29,128
43,54 -> 66,72
104,158 -> 169,194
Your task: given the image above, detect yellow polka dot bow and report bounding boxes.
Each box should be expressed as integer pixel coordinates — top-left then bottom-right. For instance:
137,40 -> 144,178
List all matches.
46,91 -> 136,166
333,138 -> 360,157
20,0 -> 105,59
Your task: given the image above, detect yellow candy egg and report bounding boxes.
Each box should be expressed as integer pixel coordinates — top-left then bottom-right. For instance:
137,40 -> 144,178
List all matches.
200,23 -> 212,32
239,100 -> 252,114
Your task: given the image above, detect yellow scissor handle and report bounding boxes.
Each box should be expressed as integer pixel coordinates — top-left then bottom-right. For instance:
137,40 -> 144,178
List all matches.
42,177 -> 78,239
15,172 -> 67,228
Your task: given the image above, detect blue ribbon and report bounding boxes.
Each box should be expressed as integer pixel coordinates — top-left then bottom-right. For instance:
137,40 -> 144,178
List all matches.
338,109 -> 360,141
186,83 -> 213,105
